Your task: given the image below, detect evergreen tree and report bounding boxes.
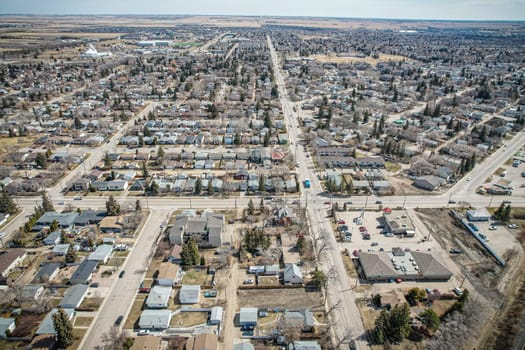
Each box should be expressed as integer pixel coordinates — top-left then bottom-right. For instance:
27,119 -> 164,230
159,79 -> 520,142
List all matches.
52,308 -> 74,348
49,219 -> 59,232
0,189 -> 18,214
141,161 -> 149,178
247,199 -> 255,216
35,153 -> 48,169
194,178 -> 202,195
419,308 -> 440,332
41,193 -> 54,212
105,195 -> 120,216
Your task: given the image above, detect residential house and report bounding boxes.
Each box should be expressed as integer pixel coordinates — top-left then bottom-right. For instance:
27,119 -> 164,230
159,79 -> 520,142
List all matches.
35,308 -> 75,335
52,244 -> 70,256
138,310 -> 172,329
168,244 -> 182,264
179,285 -> 200,304
131,336 -> 162,350
0,249 -> 26,278
283,264 -> 303,284
33,262 -> 60,283
239,307 -> 258,327
88,244 -> 113,264
282,310 -> 314,332
21,285 -> 45,301
357,157 -> 385,169
43,231 -> 61,246
185,333 -> 218,350
288,341 -> 322,350
59,284 -> 89,309
0,318 -> 16,338
168,213 -> 224,248
98,216 -> 124,233
33,212 -> 78,231
157,263 -> 179,286
413,175 -> 445,191
146,286 -> 172,308
74,210 -> 107,226
69,260 -> 98,285
71,178 -> 91,192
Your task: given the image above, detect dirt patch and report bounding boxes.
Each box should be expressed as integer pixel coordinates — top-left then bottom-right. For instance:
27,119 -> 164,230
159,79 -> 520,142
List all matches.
237,288 -> 323,310
416,208 -> 504,305
310,53 -> 410,65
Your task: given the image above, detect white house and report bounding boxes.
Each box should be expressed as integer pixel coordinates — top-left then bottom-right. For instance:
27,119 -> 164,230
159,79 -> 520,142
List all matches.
146,286 -> 172,308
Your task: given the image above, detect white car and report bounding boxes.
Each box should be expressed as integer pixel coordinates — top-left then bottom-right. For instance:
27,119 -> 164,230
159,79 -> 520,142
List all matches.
0,232 -> 5,238
138,330 -> 150,336
508,224 -> 519,229
243,279 -> 254,285
488,225 -> 497,231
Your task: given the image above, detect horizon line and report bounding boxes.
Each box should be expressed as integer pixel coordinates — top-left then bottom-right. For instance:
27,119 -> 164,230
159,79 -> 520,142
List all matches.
0,13 -> 524,23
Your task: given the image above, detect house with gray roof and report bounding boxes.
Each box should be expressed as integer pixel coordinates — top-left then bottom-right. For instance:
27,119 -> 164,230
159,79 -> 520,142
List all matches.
35,308 -> 75,335
33,262 -> 60,283
52,244 -> 70,256
0,318 -> 15,338
239,307 -> 258,326
284,264 -> 303,284
74,210 -> 107,226
179,285 -> 200,304
59,284 -> 89,309
146,286 -> 172,308
413,175 -> 445,191
70,260 -> 98,285
288,340 -> 322,350
21,285 -> 45,301
88,244 -> 113,264
43,231 -> 61,246
282,310 -> 314,332
33,211 -> 78,231
138,309 -> 172,329
168,213 -> 224,248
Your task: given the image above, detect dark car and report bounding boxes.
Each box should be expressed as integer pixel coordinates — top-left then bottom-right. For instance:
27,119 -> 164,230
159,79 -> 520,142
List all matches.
115,315 -> 123,326
375,200 -> 382,204
119,270 -> 125,278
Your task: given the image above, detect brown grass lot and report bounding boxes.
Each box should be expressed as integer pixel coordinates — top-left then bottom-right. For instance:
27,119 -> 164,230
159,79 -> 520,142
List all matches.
181,269 -> 209,285
74,316 -> 93,328
124,296 -> 146,330
0,136 -> 39,157
69,328 -> 87,350
170,312 -> 208,328
238,288 -> 323,310
309,53 -> 410,65
11,313 -> 45,337
79,297 -> 104,311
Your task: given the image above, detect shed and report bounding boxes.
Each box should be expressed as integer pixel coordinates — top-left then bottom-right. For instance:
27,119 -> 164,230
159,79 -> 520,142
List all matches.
288,340 -> 322,350
59,284 -> 89,309
239,307 -> 258,326
179,285 -> 200,304
210,306 -> 223,325
138,309 -> 172,329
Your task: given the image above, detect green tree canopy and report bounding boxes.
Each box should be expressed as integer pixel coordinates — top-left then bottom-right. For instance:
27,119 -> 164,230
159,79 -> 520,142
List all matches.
52,308 -> 74,348
105,195 -> 121,216
419,308 -> 440,332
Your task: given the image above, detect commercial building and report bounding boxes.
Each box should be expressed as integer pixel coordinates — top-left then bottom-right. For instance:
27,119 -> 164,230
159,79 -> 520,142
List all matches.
466,209 -> 491,222
383,210 -> 416,237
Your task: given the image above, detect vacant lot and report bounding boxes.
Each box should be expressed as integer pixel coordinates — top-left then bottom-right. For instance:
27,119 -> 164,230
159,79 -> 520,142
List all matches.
238,288 -> 322,309
170,311 -> 208,328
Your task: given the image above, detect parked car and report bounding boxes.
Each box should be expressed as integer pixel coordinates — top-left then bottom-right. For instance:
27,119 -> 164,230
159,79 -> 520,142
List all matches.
508,224 -> 519,229
138,330 -> 150,336
371,242 -> 379,246
243,279 -> 254,285
449,248 -> 463,254
115,315 -> 124,326
74,196 -> 82,200
375,200 -> 382,204
489,225 -> 497,230
90,282 -> 99,288
453,287 -> 463,296
119,270 -> 125,278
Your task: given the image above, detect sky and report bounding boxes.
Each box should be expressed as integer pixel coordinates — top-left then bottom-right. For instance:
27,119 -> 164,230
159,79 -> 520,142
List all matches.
0,0 -> 524,21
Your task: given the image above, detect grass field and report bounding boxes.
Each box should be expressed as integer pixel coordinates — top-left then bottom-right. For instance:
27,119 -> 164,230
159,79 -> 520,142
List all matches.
69,328 -> 88,350
124,297 -> 146,329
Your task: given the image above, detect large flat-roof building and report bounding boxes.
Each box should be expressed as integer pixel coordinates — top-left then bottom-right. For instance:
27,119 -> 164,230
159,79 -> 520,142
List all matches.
358,249 -> 452,282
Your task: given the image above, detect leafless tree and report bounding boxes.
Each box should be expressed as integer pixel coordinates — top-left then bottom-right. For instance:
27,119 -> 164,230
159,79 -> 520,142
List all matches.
95,327 -> 130,350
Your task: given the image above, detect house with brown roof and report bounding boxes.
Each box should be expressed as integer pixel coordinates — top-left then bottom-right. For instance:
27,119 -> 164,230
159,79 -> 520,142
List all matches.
131,335 -> 162,350
185,333 -> 218,350
0,249 -> 26,278
157,262 -> 179,286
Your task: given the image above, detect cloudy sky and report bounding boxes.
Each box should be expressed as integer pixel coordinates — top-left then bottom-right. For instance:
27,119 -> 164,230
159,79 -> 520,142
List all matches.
1,0 -> 524,20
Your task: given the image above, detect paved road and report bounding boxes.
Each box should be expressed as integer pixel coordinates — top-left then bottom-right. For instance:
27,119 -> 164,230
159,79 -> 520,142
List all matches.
267,34 -> 367,349
79,208 -> 170,350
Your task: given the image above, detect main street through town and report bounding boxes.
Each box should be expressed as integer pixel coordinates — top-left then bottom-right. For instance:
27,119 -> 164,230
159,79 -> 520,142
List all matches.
1,40 -> 524,350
